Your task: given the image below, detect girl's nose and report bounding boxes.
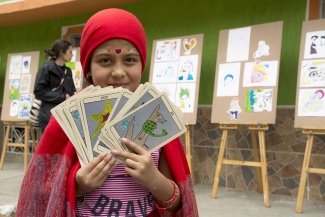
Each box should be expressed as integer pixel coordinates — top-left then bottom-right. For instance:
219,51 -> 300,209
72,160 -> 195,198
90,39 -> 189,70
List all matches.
111,63 -> 126,78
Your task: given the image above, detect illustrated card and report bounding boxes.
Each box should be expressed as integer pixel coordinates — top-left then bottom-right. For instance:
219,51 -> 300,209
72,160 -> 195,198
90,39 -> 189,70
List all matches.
107,93 -> 186,154
77,90 -> 121,158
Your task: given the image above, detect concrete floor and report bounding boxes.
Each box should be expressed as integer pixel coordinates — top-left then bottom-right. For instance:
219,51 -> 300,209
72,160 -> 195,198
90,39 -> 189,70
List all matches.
1,162 -> 325,216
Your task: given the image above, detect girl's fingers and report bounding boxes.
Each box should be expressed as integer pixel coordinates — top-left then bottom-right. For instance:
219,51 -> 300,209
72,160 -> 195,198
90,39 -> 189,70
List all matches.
89,154 -> 113,177
84,152 -> 109,173
121,138 -> 147,155
112,149 -> 141,162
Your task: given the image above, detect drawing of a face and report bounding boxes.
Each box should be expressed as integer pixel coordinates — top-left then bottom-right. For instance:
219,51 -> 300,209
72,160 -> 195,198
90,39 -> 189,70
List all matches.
21,77 -> 29,91
156,41 -> 177,60
308,66 -> 325,82
178,88 -> 190,109
10,101 -> 19,117
179,61 -> 193,81
251,64 -> 268,83
165,66 -> 174,78
224,74 -> 234,86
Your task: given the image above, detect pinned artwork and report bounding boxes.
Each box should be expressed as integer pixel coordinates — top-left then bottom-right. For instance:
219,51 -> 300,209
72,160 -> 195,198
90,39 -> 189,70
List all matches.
183,38 -> 197,55
297,88 -> 325,116
226,97 -> 242,120
9,55 -> 22,79
245,89 -> 273,112
243,41 -> 278,87
177,55 -> 198,82
153,83 -> 177,103
226,27 -> 251,62
304,31 -> 325,59
175,83 -> 196,113
243,61 -> 278,87
299,59 -> 325,87
8,79 -> 20,100
216,62 -> 241,97
19,74 -> 31,93
18,94 -> 32,118
155,39 -> 181,62
9,100 -> 19,117
152,61 -> 178,83
73,62 -> 82,88
21,56 -> 31,74
253,41 -> 270,60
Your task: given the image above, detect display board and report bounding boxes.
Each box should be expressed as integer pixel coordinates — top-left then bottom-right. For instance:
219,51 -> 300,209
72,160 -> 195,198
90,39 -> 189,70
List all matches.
211,21 -> 283,124
294,19 -> 325,128
1,51 -> 40,121
149,34 -> 204,125
1,48 -> 82,122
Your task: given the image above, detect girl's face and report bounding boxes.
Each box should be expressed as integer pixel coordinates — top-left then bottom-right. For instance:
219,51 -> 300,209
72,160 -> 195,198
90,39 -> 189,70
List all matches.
89,39 -> 142,92
60,46 -> 73,63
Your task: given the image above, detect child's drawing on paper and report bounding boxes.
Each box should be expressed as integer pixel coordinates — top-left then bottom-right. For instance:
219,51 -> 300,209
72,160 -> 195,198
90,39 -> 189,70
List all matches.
73,62 -> 82,88
125,104 -> 168,151
251,64 -> 268,83
304,31 -> 325,59
253,41 -> 270,61
183,38 -> 197,55
175,83 -> 196,113
177,55 -> 198,81
243,61 -> 278,87
300,59 -> 325,87
152,61 -> 178,83
9,79 -> 20,99
9,100 -> 19,117
155,39 -> 181,62
226,97 -> 242,120
19,74 -> 31,93
216,62 -> 241,96
9,55 -> 22,79
298,88 -> 325,116
243,40 -> 277,87
18,94 -> 32,118
21,56 -> 31,74
153,83 -> 177,103
245,89 -> 273,112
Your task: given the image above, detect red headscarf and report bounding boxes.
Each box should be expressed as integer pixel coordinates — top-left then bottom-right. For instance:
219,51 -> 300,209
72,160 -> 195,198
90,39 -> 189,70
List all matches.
80,8 -> 147,76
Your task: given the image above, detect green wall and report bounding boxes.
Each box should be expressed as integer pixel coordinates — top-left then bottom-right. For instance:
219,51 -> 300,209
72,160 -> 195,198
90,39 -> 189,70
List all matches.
0,0 -> 306,105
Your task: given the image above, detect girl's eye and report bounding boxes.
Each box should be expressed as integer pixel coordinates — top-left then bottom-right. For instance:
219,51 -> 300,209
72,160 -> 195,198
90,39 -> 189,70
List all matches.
125,58 -> 136,63
100,58 -> 112,63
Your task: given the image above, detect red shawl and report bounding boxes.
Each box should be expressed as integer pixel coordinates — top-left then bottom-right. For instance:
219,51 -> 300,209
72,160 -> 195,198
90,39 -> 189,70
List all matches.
16,115 -> 199,217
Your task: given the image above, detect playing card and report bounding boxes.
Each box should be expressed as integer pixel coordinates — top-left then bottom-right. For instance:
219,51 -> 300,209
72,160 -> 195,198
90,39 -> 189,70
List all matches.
76,88 -> 122,158
105,92 -> 186,154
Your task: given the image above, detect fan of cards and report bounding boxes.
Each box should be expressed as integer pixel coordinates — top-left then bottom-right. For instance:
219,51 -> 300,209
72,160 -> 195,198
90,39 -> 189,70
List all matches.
51,82 -> 187,167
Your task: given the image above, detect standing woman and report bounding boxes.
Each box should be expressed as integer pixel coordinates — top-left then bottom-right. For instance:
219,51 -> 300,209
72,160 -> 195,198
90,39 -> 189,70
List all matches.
34,39 -> 76,133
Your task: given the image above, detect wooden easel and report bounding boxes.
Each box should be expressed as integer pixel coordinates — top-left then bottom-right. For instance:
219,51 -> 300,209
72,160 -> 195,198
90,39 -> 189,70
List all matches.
0,120 -> 36,172
211,123 -> 270,207
296,128 -> 325,213
185,124 -> 195,183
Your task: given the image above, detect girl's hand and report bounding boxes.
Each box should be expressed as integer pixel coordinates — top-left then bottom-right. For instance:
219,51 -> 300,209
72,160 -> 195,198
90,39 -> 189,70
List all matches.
76,153 -> 116,194
112,138 -> 162,190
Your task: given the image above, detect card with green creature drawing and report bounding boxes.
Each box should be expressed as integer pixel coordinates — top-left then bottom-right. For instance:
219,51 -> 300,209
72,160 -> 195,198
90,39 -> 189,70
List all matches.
105,92 -> 186,154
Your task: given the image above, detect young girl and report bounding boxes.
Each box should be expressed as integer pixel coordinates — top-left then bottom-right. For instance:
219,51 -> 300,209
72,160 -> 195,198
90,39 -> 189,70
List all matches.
16,8 -> 198,217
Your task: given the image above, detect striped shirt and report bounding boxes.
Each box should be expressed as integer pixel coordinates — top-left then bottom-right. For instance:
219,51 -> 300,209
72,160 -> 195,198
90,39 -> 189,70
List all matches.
76,149 -> 161,217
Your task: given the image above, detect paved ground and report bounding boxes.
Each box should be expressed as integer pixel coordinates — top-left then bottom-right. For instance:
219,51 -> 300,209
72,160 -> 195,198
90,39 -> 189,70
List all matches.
1,162 -> 325,216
